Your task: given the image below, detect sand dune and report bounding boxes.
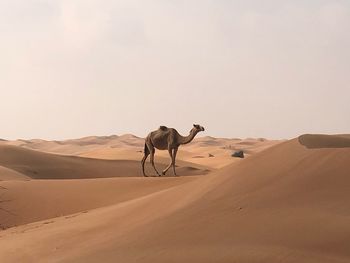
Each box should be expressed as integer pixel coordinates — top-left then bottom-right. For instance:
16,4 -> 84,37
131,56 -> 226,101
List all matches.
0,134 -> 143,155
79,137 -> 281,169
0,135 -> 281,169
0,134 -> 349,262
0,166 -> 29,181
0,176 -> 197,229
299,134 -> 350,148
0,144 -> 209,179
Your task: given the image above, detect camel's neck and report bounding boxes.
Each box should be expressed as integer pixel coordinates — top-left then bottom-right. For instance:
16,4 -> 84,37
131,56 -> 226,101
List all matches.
179,129 -> 198,145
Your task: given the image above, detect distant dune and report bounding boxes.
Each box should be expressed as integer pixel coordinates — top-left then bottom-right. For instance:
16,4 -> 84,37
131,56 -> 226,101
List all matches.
0,134 -> 349,262
299,134 -> 350,148
0,135 -> 282,169
0,144 -> 209,179
1,134 -> 142,155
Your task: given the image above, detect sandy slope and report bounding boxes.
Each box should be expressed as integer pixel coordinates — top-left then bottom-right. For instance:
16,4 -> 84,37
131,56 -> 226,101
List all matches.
0,144 -> 209,179
0,176 -> 197,229
0,166 -> 29,181
0,134 -> 349,262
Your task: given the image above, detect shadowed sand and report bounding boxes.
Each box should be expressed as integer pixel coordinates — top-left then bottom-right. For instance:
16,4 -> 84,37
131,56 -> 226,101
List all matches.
299,134 -> 350,148
0,134 -> 349,262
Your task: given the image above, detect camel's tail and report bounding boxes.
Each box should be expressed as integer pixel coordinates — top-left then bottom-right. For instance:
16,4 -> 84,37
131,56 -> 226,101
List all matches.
143,143 -> 150,155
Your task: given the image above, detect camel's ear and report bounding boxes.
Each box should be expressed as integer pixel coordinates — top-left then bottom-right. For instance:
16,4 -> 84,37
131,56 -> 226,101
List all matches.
193,124 -> 196,127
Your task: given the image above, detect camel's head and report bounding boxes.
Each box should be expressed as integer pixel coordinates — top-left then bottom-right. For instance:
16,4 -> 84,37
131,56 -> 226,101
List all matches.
193,124 -> 205,132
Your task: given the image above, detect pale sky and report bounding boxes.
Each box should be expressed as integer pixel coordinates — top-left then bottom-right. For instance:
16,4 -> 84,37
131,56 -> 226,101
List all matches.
1,0 -> 349,140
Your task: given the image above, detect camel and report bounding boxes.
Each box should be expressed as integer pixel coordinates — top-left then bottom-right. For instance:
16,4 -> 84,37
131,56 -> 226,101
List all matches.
141,124 -> 205,177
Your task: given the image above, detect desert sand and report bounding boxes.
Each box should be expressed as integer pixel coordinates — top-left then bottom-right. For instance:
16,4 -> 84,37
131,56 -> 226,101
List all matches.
0,134 -> 349,262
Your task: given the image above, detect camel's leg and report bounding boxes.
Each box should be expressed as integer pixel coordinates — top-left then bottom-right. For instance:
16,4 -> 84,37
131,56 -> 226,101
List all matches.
150,148 -> 161,176
141,144 -> 150,177
172,147 -> 178,176
162,148 -> 173,176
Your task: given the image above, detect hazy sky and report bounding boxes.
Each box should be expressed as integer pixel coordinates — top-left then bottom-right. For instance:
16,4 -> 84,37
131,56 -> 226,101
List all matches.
1,0 -> 349,140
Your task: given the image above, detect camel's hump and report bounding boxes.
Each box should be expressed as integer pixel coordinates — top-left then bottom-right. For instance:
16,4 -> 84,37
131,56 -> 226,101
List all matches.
159,126 -> 168,131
